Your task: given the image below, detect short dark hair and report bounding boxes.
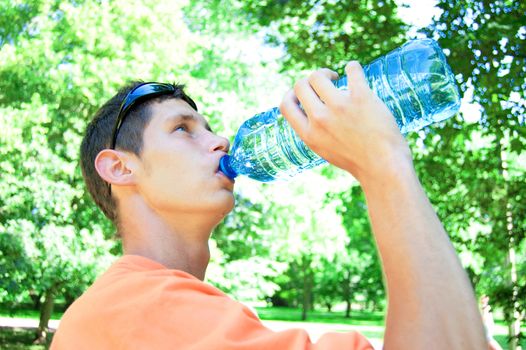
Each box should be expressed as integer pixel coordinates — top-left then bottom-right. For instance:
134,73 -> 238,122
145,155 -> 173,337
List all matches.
80,81 -> 197,223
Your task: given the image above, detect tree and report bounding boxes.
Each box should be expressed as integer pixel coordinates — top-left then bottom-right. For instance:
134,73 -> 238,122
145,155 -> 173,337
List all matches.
0,97 -> 113,343
188,0 -> 407,317
331,185 -> 385,317
187,0 -> 407,73
418,1 -> 526,348
0,0 -> 276,343
207,193 -> 288,301
188,6 -> 525,347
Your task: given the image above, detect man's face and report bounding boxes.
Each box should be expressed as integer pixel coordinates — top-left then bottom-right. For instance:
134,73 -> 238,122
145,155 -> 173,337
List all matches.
131,98 -> 235,219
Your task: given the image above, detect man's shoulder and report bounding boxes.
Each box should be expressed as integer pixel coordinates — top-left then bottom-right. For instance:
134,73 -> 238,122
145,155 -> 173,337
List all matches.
54,255 -> 200,342
60,255 -> 226,323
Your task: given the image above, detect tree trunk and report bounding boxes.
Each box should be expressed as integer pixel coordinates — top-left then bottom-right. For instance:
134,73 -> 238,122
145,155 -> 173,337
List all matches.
309,279 -> 315,312
34,287 -> 55,345
343,270 -> 352,318
326,303 -> 332,313
301,257 -> 310,321
345,297 -> 352,318
29,290 -> 42,310
505,209 -> 521,350
65,294 -> 76,309
506,242 -> 520,350
498,134 -> 522,350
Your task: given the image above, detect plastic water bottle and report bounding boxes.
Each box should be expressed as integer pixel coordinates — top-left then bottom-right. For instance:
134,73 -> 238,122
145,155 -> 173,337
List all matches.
219,38 -> 460,182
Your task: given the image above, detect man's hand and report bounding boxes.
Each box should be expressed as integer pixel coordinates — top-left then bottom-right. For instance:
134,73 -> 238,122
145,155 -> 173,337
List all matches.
279,61 -> 411,185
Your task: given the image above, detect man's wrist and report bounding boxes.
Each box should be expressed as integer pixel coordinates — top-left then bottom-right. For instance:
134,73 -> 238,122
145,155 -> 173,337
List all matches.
356,146 -> 416,193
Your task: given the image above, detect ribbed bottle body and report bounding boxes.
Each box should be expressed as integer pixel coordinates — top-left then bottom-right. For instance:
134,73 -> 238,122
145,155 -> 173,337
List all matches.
222,107 -> 326,182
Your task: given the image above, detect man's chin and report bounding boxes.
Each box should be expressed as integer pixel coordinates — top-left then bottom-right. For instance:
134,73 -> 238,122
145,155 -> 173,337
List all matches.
210,193 -> 235,220
223,195 -> 235,215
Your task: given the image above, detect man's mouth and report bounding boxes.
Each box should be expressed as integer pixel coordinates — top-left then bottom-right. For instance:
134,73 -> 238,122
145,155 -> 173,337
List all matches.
216,167 -> 235,185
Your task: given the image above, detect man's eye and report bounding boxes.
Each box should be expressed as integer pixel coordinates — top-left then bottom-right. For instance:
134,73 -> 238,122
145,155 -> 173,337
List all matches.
174,125 -> 188,132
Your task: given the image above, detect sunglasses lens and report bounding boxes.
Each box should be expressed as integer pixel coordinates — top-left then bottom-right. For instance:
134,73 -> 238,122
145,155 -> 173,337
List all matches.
111,83 -> 175,150
120,83 -> 175,117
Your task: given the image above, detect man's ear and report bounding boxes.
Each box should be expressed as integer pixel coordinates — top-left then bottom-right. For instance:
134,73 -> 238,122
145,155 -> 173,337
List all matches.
94,149 -> 138,188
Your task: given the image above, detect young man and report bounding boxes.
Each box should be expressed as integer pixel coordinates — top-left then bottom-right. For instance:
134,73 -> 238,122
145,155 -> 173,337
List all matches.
51,62 -> 486,349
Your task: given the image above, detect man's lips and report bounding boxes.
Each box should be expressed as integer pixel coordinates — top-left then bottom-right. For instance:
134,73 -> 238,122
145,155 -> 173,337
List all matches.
216,169 -> 235,185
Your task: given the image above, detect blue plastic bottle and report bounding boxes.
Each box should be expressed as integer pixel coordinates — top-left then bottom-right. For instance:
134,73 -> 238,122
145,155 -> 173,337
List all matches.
219,39 -> 460,182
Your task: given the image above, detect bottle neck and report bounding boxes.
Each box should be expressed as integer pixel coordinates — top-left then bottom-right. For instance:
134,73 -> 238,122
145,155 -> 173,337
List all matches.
219,155 -> 238,179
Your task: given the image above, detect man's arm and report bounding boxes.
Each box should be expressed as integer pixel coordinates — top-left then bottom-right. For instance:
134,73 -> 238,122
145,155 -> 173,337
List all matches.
280,62 -> 486,349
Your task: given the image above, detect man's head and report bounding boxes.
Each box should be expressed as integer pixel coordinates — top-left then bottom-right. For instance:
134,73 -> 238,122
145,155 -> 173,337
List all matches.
80,82 -> 234,227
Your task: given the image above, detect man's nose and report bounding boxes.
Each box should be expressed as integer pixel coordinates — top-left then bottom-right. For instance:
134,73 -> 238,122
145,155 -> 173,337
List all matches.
209,134 -> 230,153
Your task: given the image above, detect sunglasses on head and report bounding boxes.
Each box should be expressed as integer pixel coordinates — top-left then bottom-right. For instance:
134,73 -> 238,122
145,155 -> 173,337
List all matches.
109,82 -> 198,150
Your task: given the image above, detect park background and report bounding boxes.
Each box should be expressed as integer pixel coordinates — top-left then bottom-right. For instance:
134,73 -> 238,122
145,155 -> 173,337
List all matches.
0,0 -> 524,349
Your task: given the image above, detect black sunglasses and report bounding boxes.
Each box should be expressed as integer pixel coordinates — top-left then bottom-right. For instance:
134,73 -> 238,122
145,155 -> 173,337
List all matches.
109,82 -> 198,149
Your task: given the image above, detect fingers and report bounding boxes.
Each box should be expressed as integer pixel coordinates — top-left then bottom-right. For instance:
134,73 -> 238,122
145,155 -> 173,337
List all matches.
345,61 -> 369,93
279,89 -> 309,139
293,77 -> 324,117
307,68 -> 340,105
280,65 -> 357,141
294,68 -> 339,117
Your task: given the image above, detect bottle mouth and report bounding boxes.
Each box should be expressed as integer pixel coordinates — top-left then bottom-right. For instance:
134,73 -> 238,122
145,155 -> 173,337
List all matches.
219,155 -> 238,180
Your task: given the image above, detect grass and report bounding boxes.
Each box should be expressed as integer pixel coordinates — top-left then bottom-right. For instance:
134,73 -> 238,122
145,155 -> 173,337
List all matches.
0,327 -> 52,350
255,306 -> 525,349
0,305 -> 64,321
255,306 -> 384,326
256,306 -> 386,342
0,304 -> 61,350
1,306 -> 524,349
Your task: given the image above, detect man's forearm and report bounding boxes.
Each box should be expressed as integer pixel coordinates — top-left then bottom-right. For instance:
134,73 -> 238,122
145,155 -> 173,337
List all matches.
360,154 -> 486,350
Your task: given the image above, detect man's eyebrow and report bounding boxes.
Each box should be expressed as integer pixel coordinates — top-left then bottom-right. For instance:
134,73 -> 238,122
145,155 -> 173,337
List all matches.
167,113 -> 212,132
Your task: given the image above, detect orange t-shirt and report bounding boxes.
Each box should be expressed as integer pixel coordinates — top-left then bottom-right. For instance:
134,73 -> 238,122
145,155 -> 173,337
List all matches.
51,255 -> 372,349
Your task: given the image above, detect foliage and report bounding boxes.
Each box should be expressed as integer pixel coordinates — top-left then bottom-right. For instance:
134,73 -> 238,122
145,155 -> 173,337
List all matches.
332,185 -> 385,312
1,1 -> 524,348
198,0 -> 404,317
189,2 -> 525,346
186,0 -> 407,74
0,97 -> 113,309
417,0 -> 525,344
0,0 -> 278,339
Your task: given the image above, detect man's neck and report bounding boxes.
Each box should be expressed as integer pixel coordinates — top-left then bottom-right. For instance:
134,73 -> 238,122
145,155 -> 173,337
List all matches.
118,196 -> 217,280
123,230 -> 211,280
